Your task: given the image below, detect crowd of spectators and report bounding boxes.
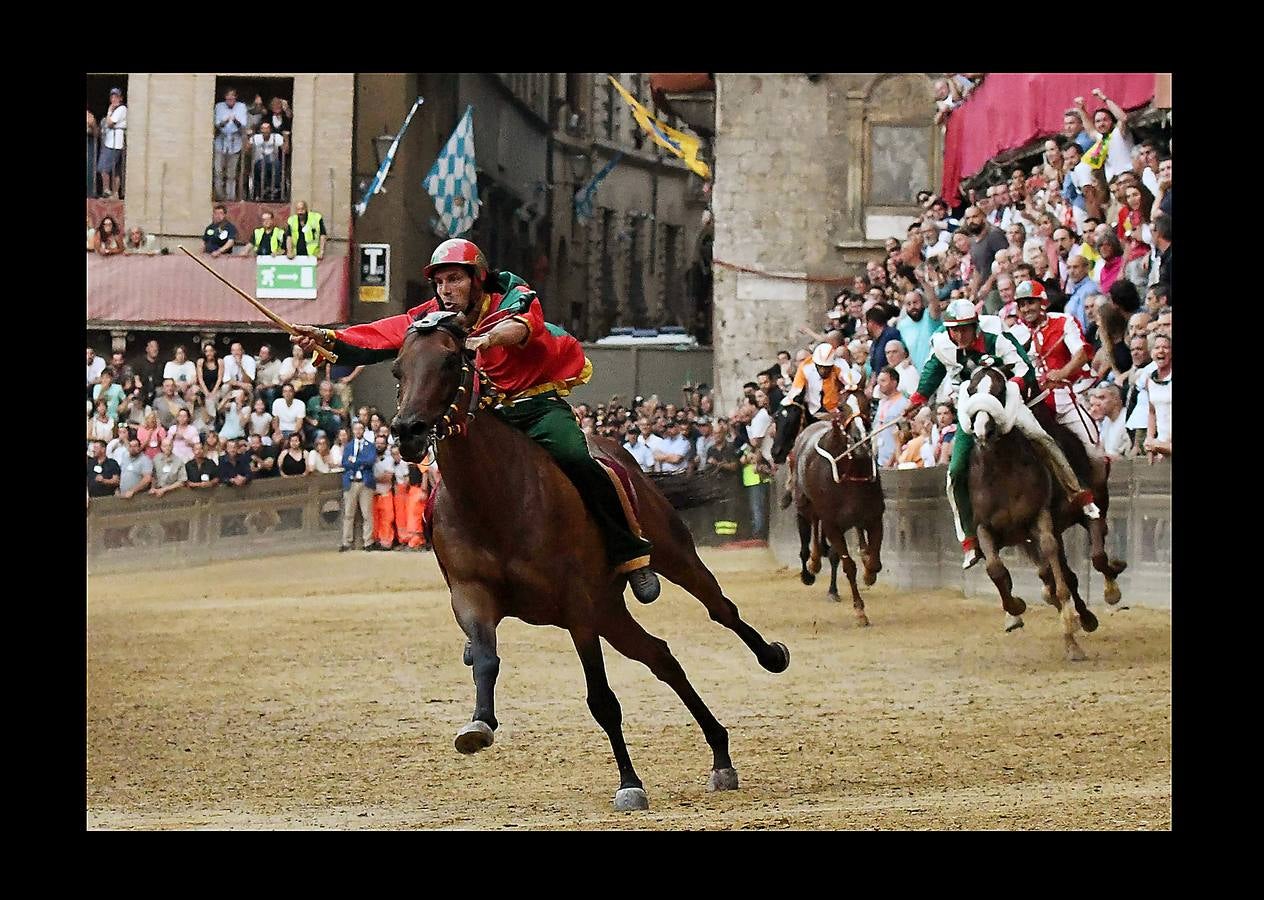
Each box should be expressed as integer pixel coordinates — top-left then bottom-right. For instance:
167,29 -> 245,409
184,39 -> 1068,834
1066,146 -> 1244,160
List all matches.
585,85 -> 1172,542
86,336 -> 431,551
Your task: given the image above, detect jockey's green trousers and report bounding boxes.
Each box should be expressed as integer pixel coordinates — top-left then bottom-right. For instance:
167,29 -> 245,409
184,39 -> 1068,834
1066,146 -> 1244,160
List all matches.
494,392 -> 653,573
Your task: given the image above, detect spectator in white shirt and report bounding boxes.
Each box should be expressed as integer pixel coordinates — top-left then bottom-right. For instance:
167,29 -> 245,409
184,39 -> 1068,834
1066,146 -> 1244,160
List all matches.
873,366 -> 910,467
97,87 -> 127,199
271,383 -> 306,440
1071,88 -> 1134,183
1143,333 -> 1172,461
163,345 -> 197,389
249,121 -> 286,201
1090,385 -> 1131,460
278,344 -> 319,402
622,418 -> 657,472
307,434 -> 337,474
221,342 -> 256,393
883,340 -> 920,397
87,347 -> 106,390
652,421 -> 692,474
692,417 -> 715,471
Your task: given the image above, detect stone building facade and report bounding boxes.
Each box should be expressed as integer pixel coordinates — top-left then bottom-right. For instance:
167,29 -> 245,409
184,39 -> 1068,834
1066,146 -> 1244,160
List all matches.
711,73 -> 940,412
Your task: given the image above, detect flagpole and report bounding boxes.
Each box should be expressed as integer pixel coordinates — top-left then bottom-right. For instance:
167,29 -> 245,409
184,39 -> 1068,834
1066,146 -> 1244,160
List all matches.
355,96 -> 424,217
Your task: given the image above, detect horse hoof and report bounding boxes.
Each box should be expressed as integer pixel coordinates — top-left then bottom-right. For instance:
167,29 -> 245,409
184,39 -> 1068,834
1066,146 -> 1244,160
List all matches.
800,571 -> 816,586
1004,614 -> 1024,633
1103,582 -> 1122,606
854,613 -> 870,628
764,642 -> 791,674
454,721 -> 495,755
707,767 -> 740,792
1005,597 -> 1027,616
462,641 -> 473,667
827,592 -> 841,604
1079,609 -> 1100,633
613,787 -> 650,812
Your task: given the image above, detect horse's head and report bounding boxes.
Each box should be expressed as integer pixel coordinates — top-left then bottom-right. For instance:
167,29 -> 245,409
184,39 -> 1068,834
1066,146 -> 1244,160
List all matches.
771,402 -> 804,464
966,360 -> 1011,448
390,311 -> 474,462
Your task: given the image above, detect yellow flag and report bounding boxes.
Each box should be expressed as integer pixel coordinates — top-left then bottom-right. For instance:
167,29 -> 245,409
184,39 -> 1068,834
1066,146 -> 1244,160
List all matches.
608,75 -> 711,180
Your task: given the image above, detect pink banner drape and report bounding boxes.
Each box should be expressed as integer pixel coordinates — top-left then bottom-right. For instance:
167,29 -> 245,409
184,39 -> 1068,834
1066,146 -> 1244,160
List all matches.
941,73 -> 1156,207
87,253 -> 350,325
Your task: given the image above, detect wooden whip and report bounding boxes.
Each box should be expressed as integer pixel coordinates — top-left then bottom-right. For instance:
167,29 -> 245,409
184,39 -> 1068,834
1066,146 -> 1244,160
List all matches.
177,246 -> 338,364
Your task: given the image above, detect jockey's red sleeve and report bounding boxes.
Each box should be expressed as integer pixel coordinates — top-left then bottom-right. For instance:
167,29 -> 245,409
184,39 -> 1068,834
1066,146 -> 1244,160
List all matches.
908,392 -> 927,408
330,301 -> 439,366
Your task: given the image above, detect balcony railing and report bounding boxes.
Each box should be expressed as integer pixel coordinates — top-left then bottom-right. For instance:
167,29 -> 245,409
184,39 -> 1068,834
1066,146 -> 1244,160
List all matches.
214,138 -> 291,203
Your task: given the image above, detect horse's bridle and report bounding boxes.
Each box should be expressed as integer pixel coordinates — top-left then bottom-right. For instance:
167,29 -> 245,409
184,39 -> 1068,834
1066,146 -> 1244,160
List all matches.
404,314 -> 497,450
812,408 -> 876,483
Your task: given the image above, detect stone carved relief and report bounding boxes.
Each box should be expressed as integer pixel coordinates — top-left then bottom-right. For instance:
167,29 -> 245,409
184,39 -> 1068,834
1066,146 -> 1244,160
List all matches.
869,125 -> 932,206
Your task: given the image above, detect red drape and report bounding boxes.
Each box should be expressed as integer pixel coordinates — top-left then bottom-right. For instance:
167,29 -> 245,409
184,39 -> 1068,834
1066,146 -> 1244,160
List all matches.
941,73 -> 1156,207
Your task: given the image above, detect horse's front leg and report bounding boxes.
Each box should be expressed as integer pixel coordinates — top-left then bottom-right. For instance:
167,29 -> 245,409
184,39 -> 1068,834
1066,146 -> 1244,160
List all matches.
453,591 -> 502,754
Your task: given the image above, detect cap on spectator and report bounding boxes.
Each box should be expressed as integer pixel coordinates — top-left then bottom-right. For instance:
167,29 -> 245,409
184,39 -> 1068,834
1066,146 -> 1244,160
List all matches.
110,87 -> 123,96
811,343 -> 838,367
695,416 -> 712,426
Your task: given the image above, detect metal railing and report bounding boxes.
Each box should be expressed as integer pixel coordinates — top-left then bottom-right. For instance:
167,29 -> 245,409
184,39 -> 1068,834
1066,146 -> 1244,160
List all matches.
213,137 -> 291,203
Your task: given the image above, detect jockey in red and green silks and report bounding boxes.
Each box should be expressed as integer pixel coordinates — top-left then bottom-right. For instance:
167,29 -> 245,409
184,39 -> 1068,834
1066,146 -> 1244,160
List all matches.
290,238 -> 660,603
901,299 -> 1099,570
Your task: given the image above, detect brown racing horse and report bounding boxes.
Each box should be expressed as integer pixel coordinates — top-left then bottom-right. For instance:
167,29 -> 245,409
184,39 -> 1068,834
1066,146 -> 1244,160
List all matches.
389,312 -> 790,812
962,364 -> 1099,660
788,403 -> 884,626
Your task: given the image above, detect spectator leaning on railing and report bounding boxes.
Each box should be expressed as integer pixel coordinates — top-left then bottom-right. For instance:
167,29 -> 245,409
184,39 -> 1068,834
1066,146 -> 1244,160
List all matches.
88,440 -> 121,497
202,204 -> 238,257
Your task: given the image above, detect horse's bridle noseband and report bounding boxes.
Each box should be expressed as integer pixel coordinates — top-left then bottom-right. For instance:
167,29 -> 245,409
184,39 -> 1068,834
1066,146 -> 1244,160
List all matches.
405,314 -> 497,449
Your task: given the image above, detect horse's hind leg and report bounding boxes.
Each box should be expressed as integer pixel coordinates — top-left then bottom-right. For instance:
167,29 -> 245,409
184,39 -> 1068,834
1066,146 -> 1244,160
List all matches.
978,525 -> 1025,632
1057,535 -> 1098,634
569,626 -> 647,811
600,605 -> 739,794
1086,515 -> 1127,607
652,512 -> 790,674
821,521 -> 867,626
797,513 -> 817,585
1036,508 -> 1086,661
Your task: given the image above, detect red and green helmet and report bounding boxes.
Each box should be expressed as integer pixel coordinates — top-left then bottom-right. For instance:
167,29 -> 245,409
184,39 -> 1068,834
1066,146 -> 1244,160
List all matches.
1014,279 -> 1049,308
423,238 -> 488,282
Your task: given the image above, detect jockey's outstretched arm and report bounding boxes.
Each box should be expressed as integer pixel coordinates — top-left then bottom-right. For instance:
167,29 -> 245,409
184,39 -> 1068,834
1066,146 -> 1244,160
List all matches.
905,355 -> 947,417
292,317 -> 414,367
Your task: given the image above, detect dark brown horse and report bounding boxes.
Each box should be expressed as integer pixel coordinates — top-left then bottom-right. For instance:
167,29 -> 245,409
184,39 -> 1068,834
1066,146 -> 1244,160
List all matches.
389,313 -> 790,812
962,365 -> 1099,660
788,406 -> 885,626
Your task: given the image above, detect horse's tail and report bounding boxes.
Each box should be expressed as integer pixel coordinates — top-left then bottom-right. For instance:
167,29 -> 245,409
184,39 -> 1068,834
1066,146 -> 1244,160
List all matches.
647,468 -> 732,510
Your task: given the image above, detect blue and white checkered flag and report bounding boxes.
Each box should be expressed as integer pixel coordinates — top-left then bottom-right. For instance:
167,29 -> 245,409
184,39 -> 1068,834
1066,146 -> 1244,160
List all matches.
424,105 -> 481,238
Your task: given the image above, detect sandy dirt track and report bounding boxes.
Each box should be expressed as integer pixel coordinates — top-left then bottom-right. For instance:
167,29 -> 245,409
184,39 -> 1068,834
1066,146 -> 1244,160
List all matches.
87,547 -> 1170,830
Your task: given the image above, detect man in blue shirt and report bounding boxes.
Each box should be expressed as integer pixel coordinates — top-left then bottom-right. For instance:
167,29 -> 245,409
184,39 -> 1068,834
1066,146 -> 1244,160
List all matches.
865,306 -> 903,377
895,289 -> 939,371
218,438 -> 252,487
1063,254 -> 1099,333
213,87 -> 249,201
1061,109 -> 1094,152
340,421 -> 377,551
202,204 -> 238,257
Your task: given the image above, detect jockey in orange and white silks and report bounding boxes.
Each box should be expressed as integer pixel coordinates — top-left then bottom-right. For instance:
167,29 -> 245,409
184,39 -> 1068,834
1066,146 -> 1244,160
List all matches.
1007,279 -> 1100,451
781,342 -> 864,421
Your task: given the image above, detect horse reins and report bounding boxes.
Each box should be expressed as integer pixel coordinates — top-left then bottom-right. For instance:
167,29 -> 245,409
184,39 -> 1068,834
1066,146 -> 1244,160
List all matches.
812,411 -> 878,483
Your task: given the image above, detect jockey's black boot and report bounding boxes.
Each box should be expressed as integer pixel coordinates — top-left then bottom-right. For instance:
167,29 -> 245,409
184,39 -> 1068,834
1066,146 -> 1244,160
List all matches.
628,566 -> 661,604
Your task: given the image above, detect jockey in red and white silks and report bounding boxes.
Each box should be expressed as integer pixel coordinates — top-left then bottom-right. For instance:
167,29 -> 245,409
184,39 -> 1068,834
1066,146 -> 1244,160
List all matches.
1009,280 -> 1099,450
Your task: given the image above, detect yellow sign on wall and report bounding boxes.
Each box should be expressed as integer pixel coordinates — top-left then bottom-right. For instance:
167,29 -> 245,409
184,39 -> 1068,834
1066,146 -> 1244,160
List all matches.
359,285 -> 387,303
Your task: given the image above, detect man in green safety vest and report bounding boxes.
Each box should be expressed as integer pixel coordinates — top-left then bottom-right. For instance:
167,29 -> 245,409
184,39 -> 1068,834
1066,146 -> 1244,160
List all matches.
286,200 -> 326,260
249,211 -> 285,256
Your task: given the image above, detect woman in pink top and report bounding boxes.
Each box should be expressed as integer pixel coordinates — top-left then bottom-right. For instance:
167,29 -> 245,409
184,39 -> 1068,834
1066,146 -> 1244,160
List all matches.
168,407 -> 201,462
1096,232 -> 1124,293
135,410 -> 167,459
